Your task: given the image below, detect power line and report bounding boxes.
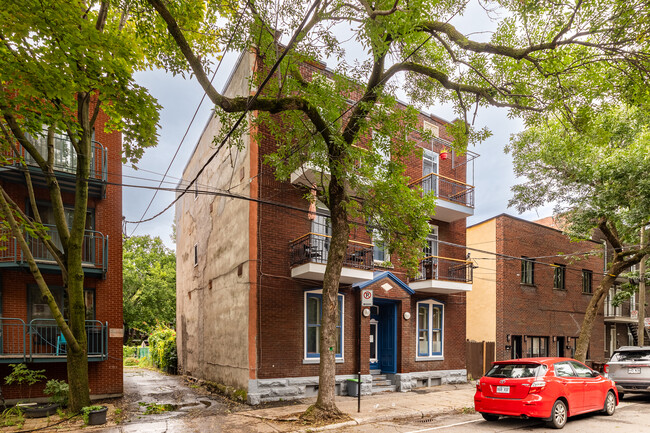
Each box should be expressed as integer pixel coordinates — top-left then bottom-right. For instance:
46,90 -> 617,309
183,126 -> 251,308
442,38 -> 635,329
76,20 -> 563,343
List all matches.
127,0 -> 322,226
129,0 -> 251,237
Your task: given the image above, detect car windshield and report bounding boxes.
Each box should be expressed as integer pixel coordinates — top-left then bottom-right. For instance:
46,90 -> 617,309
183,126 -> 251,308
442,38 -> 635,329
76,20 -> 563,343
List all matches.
485,363 -> 547,378
610,351 -> 650,362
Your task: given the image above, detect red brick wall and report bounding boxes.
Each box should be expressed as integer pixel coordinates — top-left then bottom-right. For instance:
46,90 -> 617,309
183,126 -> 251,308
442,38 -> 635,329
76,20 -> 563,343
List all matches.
0,108 -> 123,397
254,107 -> 468,379
494,215 -> 605,363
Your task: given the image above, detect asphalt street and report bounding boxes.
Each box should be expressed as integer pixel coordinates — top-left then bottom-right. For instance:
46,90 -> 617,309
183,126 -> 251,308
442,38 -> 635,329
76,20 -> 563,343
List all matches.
331,395 -> 650,433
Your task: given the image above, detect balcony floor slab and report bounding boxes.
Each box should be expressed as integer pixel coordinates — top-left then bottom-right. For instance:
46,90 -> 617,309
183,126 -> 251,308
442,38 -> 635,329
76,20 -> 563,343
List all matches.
291,262 -> 374,284
408,279 -> 472,294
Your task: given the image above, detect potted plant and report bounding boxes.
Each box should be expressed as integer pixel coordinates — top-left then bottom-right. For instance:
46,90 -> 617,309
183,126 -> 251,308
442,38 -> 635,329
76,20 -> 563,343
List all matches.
4,364 -> 59,418
82,405 -> 108,425
439,148 -> 450,160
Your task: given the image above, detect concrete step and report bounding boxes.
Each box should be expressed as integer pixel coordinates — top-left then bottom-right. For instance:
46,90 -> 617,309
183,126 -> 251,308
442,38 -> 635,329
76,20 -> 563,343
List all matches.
370,369 -> 381,375
372,374 -> 388,381
372,384 -> 397,393
372,379 -> 392,387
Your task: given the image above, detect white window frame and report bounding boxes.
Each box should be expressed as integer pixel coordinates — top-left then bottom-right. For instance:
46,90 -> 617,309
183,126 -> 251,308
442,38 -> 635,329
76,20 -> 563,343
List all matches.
416,299 -> 444,361
422,149 -> 439,195
372,228 -> 390,264
303,289 -> 345,363
420,225 -> 439,279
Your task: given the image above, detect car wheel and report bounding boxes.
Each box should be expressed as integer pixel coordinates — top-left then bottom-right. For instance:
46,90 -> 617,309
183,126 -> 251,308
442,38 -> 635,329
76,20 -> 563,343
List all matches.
602,391 -> 616,416
481,413 -> 499,422
546,399 -> 567,429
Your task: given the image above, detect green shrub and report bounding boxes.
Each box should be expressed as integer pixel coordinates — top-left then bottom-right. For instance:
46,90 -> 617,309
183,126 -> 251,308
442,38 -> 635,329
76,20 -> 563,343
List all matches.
148,325 -> 177,373
4,364 -> 46,400
124,357 -> 139,367
43,379 -> 69,407
123,346 -> 137,358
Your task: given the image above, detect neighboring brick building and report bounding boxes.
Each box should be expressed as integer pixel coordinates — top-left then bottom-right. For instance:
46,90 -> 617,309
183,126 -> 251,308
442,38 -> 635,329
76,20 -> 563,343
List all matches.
535,217 -> 646,359
466,214 -> 606,370
175,51 -> 478,404
0,110 -> 123,400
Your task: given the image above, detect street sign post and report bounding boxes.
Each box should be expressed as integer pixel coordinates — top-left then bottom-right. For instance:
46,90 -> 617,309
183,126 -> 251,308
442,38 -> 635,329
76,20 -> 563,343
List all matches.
361,289 -> 373,307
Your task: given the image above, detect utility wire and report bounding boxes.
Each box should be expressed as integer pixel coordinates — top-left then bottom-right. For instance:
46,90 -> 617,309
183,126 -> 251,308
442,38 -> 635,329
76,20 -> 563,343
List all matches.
129,0 -> 251,237
127,0 -> 322,226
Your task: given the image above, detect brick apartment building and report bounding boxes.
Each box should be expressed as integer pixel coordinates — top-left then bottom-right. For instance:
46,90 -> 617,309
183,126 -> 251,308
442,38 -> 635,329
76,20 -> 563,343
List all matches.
176,51 -> 478,404
535,217 -> 646,360
466,214 -> 607,372
0,110 -> 123,400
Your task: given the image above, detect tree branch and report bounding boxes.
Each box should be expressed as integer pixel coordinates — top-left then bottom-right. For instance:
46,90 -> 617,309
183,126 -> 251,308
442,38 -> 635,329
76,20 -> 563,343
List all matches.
383,62 -> 543,112
0,187 -> 80,353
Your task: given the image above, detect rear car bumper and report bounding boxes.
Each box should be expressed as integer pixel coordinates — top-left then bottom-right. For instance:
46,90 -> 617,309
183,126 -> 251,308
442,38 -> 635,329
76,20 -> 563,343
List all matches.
474,392 -> 552,419
615,382 -> 650,393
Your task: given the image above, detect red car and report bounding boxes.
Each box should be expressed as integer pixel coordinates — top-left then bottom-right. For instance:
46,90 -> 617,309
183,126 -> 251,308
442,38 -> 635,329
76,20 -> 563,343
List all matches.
474,357 -> 618,429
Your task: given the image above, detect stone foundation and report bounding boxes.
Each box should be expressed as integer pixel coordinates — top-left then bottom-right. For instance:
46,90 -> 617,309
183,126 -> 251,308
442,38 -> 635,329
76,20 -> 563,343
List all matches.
394,369 -> 467,392
247,369 -> 467,404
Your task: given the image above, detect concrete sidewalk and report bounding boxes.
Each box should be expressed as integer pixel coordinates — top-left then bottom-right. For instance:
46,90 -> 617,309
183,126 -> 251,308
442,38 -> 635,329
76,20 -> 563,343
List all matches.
224,382 -> 477,432
88,371 -> 475,433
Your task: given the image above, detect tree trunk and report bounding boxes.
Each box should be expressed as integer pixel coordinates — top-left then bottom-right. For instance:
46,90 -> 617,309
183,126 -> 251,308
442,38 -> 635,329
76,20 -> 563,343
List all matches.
302,174 -> 347,421
574,274 -> 616,362
66,94 -> 92,411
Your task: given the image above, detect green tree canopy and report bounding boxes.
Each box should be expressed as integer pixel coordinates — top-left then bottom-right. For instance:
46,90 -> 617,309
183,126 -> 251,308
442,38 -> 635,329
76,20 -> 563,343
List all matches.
145,0 -> 650,418
507,104 -> 650,361
0,0 -> 229,410
123,235 -> 176,334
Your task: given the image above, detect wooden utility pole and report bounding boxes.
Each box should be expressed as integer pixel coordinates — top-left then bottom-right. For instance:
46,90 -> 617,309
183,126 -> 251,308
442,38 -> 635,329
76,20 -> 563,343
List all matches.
638,227 -> 647,346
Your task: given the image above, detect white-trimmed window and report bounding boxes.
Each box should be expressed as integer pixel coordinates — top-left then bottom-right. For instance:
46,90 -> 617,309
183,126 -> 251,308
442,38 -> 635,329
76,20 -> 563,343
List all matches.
304,290 -> 344,361
372,229 -> 389,264
416,300 -> 443,359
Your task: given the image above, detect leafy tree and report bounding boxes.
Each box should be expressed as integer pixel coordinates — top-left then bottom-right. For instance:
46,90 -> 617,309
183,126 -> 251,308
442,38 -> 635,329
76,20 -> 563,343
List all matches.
0,0 -> 173,410
123,235 -> 176,334
507,104 -> 650,362
145,0 -> 650,419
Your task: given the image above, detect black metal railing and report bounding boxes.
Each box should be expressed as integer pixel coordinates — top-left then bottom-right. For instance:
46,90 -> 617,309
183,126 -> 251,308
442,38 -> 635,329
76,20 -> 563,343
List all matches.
0,318 -> 108,362
290,233 -> 374,270
412,256 -> 473,283
409,172 -> 475,208
0,226 -> 107,272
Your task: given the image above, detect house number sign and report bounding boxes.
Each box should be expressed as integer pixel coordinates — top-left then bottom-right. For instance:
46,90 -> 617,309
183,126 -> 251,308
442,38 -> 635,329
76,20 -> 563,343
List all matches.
361,289 -> 373,307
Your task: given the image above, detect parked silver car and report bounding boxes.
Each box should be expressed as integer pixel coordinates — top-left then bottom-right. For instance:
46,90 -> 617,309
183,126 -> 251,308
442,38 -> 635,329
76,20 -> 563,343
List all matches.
605,346 -> 650,399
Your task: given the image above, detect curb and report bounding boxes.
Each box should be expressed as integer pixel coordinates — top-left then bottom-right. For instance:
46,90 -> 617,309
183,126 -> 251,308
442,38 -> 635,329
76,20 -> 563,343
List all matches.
290,404 -> 471,432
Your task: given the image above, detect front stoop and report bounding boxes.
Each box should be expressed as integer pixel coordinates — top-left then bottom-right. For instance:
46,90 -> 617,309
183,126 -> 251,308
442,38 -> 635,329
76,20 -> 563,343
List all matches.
371,373 -> 396,393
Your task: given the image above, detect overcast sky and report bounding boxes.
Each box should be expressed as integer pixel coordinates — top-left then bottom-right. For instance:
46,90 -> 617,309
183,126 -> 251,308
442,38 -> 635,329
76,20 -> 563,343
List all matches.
123,3 -> 554,250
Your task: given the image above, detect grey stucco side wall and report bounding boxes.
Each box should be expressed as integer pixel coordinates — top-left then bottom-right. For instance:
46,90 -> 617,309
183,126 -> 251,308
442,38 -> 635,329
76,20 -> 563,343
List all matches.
176,51 -> 256,390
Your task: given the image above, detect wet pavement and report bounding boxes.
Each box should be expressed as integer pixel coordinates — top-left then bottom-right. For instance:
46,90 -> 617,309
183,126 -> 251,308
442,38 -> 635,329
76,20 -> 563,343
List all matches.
89,368 -> 476,433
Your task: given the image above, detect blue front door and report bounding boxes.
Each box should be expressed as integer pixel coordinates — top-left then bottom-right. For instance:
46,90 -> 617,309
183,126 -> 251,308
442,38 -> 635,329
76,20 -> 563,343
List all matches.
376,300 -> 397,373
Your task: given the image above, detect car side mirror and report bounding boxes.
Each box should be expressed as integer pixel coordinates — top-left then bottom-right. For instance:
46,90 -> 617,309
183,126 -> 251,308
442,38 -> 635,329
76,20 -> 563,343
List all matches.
591,371 -> 600,377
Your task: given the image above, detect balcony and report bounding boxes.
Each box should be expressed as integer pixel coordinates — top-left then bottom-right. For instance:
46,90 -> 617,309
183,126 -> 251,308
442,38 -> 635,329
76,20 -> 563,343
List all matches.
0,225 -> 107,277
409,173 -> 474,222
603,302 -> 636,323
0,134 -> 108,198
408,256 -> 473,294
0,318 -> 108,363
289,233 -> 374,284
